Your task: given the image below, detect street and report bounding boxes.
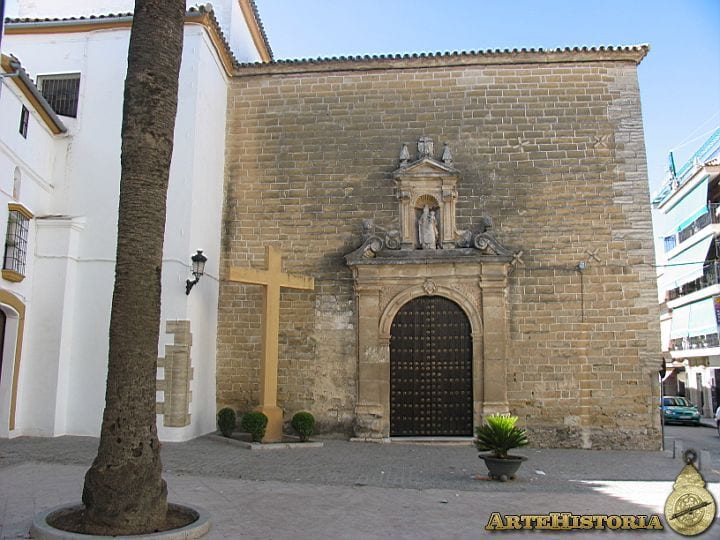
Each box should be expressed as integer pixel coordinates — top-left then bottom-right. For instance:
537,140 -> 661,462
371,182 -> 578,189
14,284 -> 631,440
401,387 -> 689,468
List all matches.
3,434 -> 719,539
664,423 -> 720,471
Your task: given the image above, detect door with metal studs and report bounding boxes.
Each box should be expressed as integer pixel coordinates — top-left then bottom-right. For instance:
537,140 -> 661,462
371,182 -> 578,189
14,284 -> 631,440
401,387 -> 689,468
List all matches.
389,296 -> 473,436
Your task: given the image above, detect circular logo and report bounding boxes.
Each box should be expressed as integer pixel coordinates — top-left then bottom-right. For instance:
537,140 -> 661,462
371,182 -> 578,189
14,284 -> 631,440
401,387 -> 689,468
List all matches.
665,486 -> 716,536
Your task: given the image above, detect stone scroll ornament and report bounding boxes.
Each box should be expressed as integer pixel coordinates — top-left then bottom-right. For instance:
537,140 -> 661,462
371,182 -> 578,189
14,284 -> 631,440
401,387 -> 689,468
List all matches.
455,217 -> 515,257
358,219 -> 401,258
353,215 -> 515,259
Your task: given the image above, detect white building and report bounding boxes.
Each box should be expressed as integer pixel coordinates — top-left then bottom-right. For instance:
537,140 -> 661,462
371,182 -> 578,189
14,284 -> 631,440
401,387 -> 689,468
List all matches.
0,0 -> 271,440
653,127 -> 720,417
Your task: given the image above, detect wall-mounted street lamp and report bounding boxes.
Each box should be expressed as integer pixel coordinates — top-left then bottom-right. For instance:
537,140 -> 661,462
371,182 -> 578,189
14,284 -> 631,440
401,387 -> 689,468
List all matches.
185,249 -> 207,295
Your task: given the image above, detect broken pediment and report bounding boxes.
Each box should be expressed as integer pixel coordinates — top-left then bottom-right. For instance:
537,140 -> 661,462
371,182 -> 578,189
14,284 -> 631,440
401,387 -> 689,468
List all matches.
394,156 -> 459,177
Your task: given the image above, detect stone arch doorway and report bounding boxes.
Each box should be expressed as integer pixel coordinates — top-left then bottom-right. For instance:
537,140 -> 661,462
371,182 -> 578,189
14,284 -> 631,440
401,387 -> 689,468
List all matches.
390,296 -> 473,436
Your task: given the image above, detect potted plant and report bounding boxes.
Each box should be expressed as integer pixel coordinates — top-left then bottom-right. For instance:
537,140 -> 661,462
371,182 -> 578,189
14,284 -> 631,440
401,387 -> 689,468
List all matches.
475,413 -> 529,481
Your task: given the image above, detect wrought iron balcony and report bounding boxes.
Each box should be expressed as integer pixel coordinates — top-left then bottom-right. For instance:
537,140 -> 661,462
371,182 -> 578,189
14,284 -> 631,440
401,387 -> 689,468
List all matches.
664,203 -> 720,253
669,332 -> 720,352
666,260 -> 720,301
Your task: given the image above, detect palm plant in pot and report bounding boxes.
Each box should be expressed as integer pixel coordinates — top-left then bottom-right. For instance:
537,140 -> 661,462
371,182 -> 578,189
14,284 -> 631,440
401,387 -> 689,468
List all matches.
475,413 -> 529,482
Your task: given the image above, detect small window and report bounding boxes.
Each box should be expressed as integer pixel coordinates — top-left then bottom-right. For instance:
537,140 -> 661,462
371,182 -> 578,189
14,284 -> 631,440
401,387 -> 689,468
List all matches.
2,205 -> 33,282
663,235 -> 676,253
37,73 -> 81,118
19,105 -> 29,138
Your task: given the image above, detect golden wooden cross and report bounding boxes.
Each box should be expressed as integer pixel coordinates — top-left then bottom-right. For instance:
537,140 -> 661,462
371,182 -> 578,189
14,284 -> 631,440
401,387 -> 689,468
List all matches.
228,245 -> 314,442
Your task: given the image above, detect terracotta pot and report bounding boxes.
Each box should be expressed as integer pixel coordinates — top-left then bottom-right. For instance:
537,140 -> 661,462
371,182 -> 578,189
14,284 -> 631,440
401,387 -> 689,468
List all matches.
479,454 -> 527,481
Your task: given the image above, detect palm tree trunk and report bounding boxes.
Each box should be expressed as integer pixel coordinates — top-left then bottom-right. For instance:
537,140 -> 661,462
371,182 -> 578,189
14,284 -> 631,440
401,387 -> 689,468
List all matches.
81,0 -> 185,534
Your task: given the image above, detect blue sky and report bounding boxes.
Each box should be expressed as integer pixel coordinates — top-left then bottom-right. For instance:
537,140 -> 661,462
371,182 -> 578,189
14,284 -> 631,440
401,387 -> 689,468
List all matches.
255,0 -> 720,194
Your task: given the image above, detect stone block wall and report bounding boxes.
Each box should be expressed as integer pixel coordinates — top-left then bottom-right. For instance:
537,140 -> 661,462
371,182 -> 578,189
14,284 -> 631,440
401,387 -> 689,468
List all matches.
219,48 -> 661,448
157,320 -> 193,427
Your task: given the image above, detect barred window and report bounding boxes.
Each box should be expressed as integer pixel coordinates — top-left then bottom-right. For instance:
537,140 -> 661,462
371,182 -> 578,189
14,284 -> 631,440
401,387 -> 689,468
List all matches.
37,73 -> 81,118
2,205 -> 33,282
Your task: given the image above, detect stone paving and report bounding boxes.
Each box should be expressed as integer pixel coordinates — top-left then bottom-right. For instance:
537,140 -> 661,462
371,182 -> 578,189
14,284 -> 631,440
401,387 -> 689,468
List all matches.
1,435 -> 719,539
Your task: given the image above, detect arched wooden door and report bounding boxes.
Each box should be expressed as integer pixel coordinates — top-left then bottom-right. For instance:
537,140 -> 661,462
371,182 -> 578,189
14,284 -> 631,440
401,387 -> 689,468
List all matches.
389,296 -> 473,436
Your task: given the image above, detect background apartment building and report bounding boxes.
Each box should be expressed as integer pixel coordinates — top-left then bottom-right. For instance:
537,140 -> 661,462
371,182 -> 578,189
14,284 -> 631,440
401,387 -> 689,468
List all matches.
654,127 -> 720,416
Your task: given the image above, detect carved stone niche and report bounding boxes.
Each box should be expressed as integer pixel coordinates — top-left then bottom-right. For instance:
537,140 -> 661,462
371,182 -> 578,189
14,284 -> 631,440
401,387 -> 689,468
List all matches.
395,138 -> 459,250
345,137 -> 520,440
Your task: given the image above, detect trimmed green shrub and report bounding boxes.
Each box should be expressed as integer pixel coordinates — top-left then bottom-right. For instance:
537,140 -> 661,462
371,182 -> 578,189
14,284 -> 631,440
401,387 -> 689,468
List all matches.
217,407 -> 236,437
241,411 -> 268,442
291,411 -> 315,442
474,414 -> 528,459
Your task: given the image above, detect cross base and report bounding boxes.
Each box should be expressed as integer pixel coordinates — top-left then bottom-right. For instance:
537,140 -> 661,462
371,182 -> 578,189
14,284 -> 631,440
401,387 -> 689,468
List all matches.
256,404 -> 283,443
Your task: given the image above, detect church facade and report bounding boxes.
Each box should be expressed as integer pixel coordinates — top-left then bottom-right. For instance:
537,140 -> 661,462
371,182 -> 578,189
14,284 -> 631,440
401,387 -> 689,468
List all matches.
221,48 -> 662,449
1,1 -> 662,449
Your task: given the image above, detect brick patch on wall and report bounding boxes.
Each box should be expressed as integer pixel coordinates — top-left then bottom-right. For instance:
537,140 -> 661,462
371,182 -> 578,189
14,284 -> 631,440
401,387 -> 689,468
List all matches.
157,320 -> 193,427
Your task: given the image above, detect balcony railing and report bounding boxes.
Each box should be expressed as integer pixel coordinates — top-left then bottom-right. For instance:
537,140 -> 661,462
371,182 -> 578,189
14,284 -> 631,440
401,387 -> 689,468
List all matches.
669,332 -> 720,352
664,203 -> 720,253
666,261 -> 720,301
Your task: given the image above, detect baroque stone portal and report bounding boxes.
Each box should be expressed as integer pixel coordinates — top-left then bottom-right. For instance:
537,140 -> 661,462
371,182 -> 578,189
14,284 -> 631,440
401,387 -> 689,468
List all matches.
346,137 -> 519,439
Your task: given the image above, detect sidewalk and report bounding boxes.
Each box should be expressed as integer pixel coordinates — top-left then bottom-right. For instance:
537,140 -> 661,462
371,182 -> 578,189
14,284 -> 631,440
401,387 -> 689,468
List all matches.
1,435 -> 718,539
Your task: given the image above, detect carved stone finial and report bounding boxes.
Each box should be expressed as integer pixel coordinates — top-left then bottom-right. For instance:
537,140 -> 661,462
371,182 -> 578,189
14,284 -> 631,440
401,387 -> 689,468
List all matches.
480,216 -> 494,232
362,219 -> 375,239
418,136 -> 433,159
399,144 -> 410,166
441,142 -> 453,165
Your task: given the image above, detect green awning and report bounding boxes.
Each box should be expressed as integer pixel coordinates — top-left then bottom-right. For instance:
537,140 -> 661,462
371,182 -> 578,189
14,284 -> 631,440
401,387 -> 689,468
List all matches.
663,235 -> 714,290
676,207 -> 709,231
670,303 -> 691,339
665,177 -> 709,232
670,297 -> 720,339
689,297 -> 720,336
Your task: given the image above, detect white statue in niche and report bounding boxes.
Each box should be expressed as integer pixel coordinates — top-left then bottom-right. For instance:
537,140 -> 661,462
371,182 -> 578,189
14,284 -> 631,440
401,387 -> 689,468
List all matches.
418,205 -> 439,249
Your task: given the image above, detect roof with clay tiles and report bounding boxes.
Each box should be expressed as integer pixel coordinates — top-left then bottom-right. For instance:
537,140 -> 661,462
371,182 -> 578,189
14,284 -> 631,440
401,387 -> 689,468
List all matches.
4,2 -> 274,68
233,44 -> 649,75
1,54 -> 67,135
